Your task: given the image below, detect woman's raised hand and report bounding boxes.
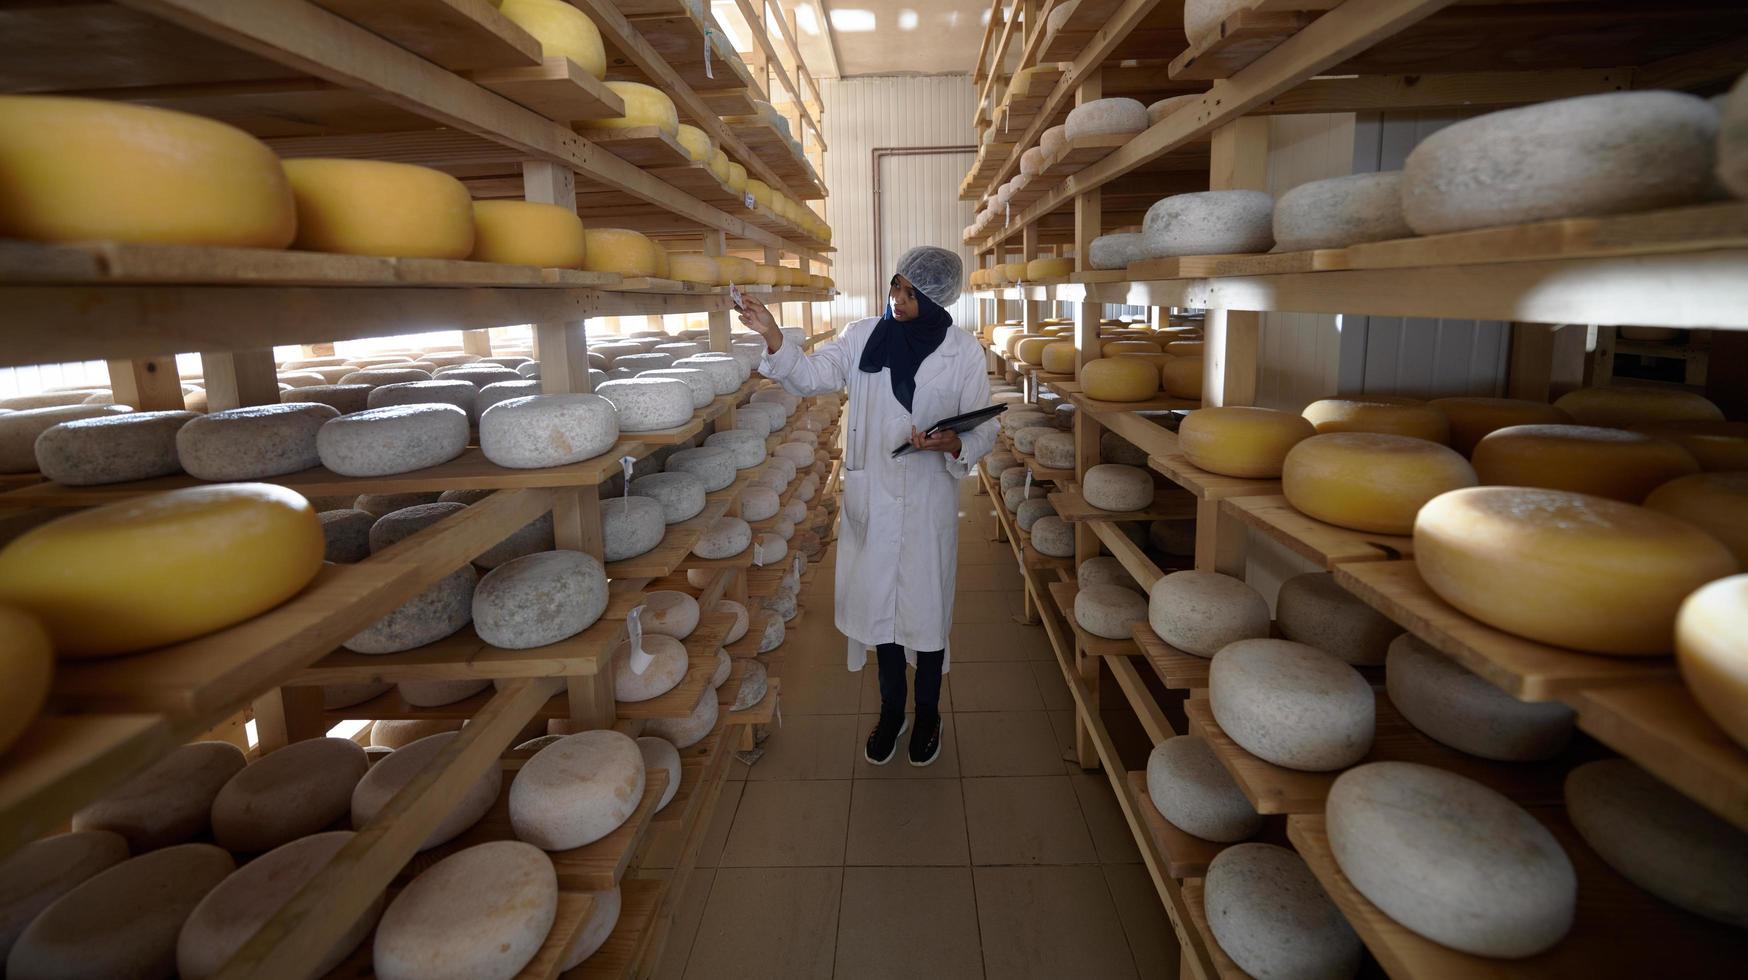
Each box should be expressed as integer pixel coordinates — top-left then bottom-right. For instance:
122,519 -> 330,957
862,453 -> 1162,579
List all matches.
736,295 -> 782,350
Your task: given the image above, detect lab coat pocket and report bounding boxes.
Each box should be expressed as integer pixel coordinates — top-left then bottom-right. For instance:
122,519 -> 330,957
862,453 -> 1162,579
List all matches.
842,468 -> 871,528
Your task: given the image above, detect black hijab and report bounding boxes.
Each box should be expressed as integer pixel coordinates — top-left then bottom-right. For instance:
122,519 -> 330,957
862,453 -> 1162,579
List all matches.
858,276 -> 953,412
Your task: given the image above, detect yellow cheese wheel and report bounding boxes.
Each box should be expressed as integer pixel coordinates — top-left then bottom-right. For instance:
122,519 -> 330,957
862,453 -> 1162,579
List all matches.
706,149 -> 731,186
667,253 -> 720,284
0,96 -> 296,248
1627,420 -> 1748,471
579,82 -> 678,136
469,200 -> 585,268
497,0 -> 607,78
0,484 -> 323,658
1428,396 -> 1573,456
1414,486 -> 1738,655
1026,257 -> 1074,280
1303,397 -> 1450,444
1015,337 -> 1055,366
1645,473 -> 1748,564
0,605 -> 52,755
753,264 -> 780,285
283,159 -> 473,259
1003,333 -> 1045,359
581,228 -> 662,277
1553,386 -> 1724,429
1472,424 -> 1700,503
1102,339 -> 1162,356
1041,342 -> 1078,375
1677,575 -> 1748,752
725,162 -> 748,194
784,267 -> 810,286
1160,355 -> 1203,400
1179,406 -> 1314,478
717,256 -> 757,284
1004,261 -> 1028,282
1164,341 -> 1205,357
1283,432 -> 1478,534
746,180 -> 772,207
675,124 -> 712,163
1081,358 -> 1159,402
652,242 -> 670,278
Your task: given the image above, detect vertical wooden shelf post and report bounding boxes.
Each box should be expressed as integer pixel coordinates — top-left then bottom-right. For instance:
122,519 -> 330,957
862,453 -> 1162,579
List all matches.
1068,71 -> 1105,772
202,348 -> 281,411
1201,117 -> 1266,410
107,355 -> 185,412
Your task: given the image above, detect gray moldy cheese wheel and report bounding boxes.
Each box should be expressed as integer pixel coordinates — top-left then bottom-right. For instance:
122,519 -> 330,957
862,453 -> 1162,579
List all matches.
351,732 -> 501,849
1204,843 -> 1361,980
176,403 -> 337,480
474,379 -> 541,422
710,647 -> 732,688
373,840 -> 557,980
283,383 -> 371,414
317,404 -> 469,478
353,490 -> 440,517
735,402 -> 786,435
1402,91 -> 1719,235
370,502 -> 466,553
1326,762 -> 1576,957
642,368 -> 713,409
475,512 -> 555,569
433,365 -> 521,388
1012,425 -> 1053,454
1275,571 -> 1400,667
648,683 -> 721,745
473,550 -> 609,650
1003,484 -> 1046,513
72,740 -> 245,851
1015,497 -> 1055,531
1031,515 -> 1075,557
338,366 -> 432,387
666,446 -> 737,491
322,679 -> 389,709
34,410 -> 195,485
1089,232 -> 1145,270
1273,171 -> 1412,251
984,450 -> 1018,475
562,886 -> 622,971
732,660 -> 769,711
1145,736 -> 1261,843
1074,583 -> 1148,639
706,429 -> 768,468
762,456 -> 798,485
780,499 -> 808,524
597,377 -> 693,432
1034,431 -> 1075,469
1386,633 -> 1574,761
753,532 -> 787,567
345,566 -> 476,653
1147,570 -> 1270,658
774,442 -> 815,468
638,738 -> 682,813
643,590 -> 700,638
613,634 -> 688,702
600,494 -> 666,561
1063,97 -> 1148,140
718,599 -> 750,643
1082,463 -> 1154,512
672,355 -> 741,395
210,737 -> 368,853
608,352 -> 674,375
176,831 -> 381,980
366,379 -> 477,414
478,393 -> 619,469
630,471 -> 708,523
1141,190 -> 1274,257
760,588 -> 797,622
371,719 -> 463,749
1566,758 -> 1748,927
320,508 -> 374,563
398,678 -> 490,707
1077,556 -> 1140,593
693,516 -> 752,559
509,731 -> 646,850
6,843 -> 233,980
593,340 -> 645,364
741,485 -> 781,521
1210,639 -> 1374,771
0,831 -> 130,961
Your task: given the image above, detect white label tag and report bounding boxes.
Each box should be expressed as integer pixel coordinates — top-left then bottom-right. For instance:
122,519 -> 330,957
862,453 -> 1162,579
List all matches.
745,192 -> 756,210
753,540 -> 765,567
704,28 -> 715,80
1024,469 -> 1033,497
627,607 -> 653,676
1005,202 -> 1011,227
620,455 -> 636,495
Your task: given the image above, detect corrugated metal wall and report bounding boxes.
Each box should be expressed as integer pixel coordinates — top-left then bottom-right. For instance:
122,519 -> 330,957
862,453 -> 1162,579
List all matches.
821,75 -> 979,332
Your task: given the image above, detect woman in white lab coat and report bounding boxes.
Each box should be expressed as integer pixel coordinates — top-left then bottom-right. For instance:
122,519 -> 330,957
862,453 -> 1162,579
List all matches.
738,246 -> 995,767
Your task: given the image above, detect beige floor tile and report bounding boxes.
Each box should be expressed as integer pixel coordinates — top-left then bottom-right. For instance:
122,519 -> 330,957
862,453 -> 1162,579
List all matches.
834,867 -> 984,980
852,713 -> 961,779
1069,772 -> 1142,864
720,779 -> 852,867
948,661 -> 1045,712
956,563 -> 1024,592
858,664 -> 954,713
962,775 -> 1099,865
972,866 -> 1138,979
1103,863 -> 1181,977
685,867 -> 843,980
954,538 -> 1011,566
844,779 -> 970,866
695,780 -> 743,867
1030,660 -> 1074,710
1046,708 -> 1087,773
948,619 -> 1054,661
952,590 -> 1026,625
779,660 -> 864,714
747,714 -> 859,781
955,710 -> 1067,777
651,868 -> 715,980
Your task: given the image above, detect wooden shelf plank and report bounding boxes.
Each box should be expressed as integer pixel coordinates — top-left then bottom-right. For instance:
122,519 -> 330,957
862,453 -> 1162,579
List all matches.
1046,581 -> 1140,658
1125,771 -> 1233,879
724,607 -> 776,658
1575,681 -> 1748,834
1047,486 -> 1196,523
1180,878 -> 1249,980
1133,624 -> 1211,692
583,126 -> 696,168
307,0 -> 545,71
725,676 -> 781,726
1169,6 -> 1320,80
466,55 -> 626,122
1219,495 -> 1411,567
0,714 -> 172,858
1333,561 -> 1675,702
573,877 -> 664,979
614,615 -> 732,720
1149,453 -> 1282,502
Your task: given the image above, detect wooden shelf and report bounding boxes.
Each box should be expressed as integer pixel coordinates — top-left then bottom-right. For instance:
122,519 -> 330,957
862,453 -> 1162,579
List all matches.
1047,380 -> 1200,416
573,877 -> 664,979
0,713 -> 172,858
1180,878 -> 1249,980
307,0 -> 545,72
1575,681 -> 1748,835
466,55 -> 626,122
1047,486 -> 1196,523
1047,581 -> 1140,658
1149,455 -> 1281,502
603,479 -> 745,579
1125,771 -> 1232,879
724,607 -> 777,658
1220,495 -> 1411,567
725,677 -> 781,726
613,613 -> 732,721
1133,624 -> 1211,693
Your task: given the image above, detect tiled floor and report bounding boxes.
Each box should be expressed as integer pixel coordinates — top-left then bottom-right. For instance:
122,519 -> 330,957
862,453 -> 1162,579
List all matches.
654,478 -> 1178,980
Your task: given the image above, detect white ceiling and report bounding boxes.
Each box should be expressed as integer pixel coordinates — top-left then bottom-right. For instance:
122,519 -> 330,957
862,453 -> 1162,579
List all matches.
814,0 -> 992,77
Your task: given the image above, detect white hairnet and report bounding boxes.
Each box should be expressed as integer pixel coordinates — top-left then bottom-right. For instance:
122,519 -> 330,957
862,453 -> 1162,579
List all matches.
895,246 -> 963,308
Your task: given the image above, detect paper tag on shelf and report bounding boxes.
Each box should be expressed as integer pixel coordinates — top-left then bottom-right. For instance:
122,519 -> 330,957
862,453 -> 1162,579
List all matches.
1024,469 -> 1033,497
704,28 -> 715,80
627,607 -> 653,676
753,540 -> 765,567
620,455 -> 636,495
745,192 -> 757,210
1005,202 -> 1011,226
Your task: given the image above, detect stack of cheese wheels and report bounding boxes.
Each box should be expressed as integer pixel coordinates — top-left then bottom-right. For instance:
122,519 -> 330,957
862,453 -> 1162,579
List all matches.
496,0 -> 608,77
1553,385 -> 1723,429
1678,575 -> 1748,752
1081,357 -> 1159,402
1178,406 -> 1314,477
1302,396 -> 1449,443
1414,486 -> 1737,654
1283,432 -> 1478,535
469,200 -> 586,267
1429,396 -> 1572,455
1472,424 -> 1699,502
582,228 -> 664,277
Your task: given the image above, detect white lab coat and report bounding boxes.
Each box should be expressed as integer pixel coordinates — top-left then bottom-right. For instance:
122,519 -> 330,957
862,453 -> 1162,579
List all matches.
760,317 -> 996,672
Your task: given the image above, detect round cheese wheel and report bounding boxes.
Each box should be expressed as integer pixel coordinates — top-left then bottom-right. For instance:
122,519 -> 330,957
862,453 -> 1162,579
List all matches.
346,567 -> 475,653
1039,341 -> 1078,374
731,661 -> 769,711
368,502 -> 466,554
317,404 -> 469,478
1014,336 -> 1054,366
71,741 -> 245,851
210,737 -> 367,853
741,485 -> 781,522
1081,463 -> 1153,512
398,678 -> 489,707
1284,432 -> 1478,534
474,550 -> 609,649
582,228 -> 664,277
630,471 -> 707,523
33,410 -> 194,485
1030,431 -> 1073,469
667,446 -> 737,491
694,516 -> 752,559
1015,497 -> 1055,531
1645,472 -> 1748,564
497,0 -> 606,76
674,123 -> 712,162
1146,736 -> 1260,843
475,379 -> 542,421
1028,514 -> 1073,557
1678,574 -> 1748,752
717,598 -> 751,644
706,429 -> 767,468
176,403 -> 337,480
1158,356 -> 1203,400
1081,357 -> 1159,402
288,383 -> 371,413
338,366 -> 433,388
1204,843 -> 1360,980
1402,91 -> 1718,235
642,369 -> 712,409
1074,583 -> 1147,640
735,402 -> 786,435
613,633 -> 687,701
642,590 -> 699,639
984,451 -> 1019,476
1474,424 -> 1699,502
775,442 -> 815,468
1553,385 -> 1723,429
668,253 -> 720,284
1211,638 -> 1374,771
469,199 -> 585,267
475,511 -> 555,570
1415,486 -> 1738,654
1088,232 -> 1145,270
1179,406 -> 1314,478
1327,762 -> 1575,957
1628,419 -> 1748,471
1428,396 -> 1572,456
479,393 -> 619,468
1012,425 -> 1053,456
283,159 -> 471,258
374,840 -> 556,980
719,256 -> 757,283
1276,571 -> 1399,666
1386,633 -> 1574,760
367,380 -> 477,415
7,843 -> 234,980
1026,257 -> 1074,280
581,81 -> 678,135
1142,190 -> 1275,256
1064,97 -> 1148,140
0,484 -> 321,657
354,490 -> 442,518
605,352 -> 676,377
650,683 -> 722,746
322,680 -> 389,709
1302,397 -> 1448,443
370,719 -> 462,749
0,96 -> 295,248
1273,171 -> 1411,251
1077,557 -> 1139,593
0,831 -> 130,963
600,494 -> 666,561
511,732 -> 644,849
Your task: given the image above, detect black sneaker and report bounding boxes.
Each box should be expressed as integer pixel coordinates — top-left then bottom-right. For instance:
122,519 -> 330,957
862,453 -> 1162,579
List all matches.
909,712 -> 943,767
864,713 -> 909,765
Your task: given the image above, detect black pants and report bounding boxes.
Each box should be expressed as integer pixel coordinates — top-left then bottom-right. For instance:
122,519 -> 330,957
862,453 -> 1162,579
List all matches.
876,643 -> 943,718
